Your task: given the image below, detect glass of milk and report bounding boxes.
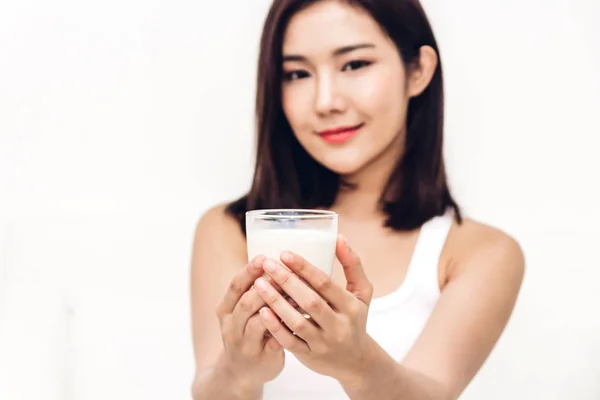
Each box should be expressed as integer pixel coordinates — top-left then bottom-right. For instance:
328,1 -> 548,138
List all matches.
246,209 -> 338,276
246,209 -> 338,321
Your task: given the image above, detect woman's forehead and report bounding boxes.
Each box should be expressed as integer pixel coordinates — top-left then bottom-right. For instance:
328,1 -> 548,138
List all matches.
282,1 -> 385,56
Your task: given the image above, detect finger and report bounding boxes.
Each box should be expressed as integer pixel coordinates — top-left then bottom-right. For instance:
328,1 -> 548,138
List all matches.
264,258 -> 338,330
232,287 -> 268,336
279,251 -> 351,313
244,314 -> 268,355
217,255 -> 266,317
260,276 -> 285,295
231,275 -> 298,337
336,235 -> 374,305
264,336 -> 283,353
259,307 -> 309,353
254,277 -> 319,343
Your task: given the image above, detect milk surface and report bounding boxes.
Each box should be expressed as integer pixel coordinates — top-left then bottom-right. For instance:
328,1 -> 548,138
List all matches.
247,228 -> 336,275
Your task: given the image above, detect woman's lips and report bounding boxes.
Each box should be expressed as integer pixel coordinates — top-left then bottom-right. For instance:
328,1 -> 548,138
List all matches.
318,123 -> 364,144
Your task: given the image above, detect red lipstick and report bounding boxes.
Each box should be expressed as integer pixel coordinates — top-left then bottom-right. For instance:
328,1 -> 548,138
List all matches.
318,123 -> 363,144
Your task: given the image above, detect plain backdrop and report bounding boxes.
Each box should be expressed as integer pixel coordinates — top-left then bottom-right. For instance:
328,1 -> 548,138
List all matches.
1,0 -> 599,399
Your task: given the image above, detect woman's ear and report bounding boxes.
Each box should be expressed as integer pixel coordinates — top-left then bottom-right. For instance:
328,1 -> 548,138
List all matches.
407,45 -> 438,98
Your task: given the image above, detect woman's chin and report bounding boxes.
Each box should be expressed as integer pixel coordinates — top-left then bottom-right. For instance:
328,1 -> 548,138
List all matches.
319,159 -> 366,176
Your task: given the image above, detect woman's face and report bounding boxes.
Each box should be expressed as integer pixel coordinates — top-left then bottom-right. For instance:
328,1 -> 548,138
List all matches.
281,0 -> 415,176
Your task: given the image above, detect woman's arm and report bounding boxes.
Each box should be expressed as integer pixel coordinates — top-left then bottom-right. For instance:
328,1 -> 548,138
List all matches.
190,205 -> 264,400
192,363 -> 262,400
341,225 -> 525,400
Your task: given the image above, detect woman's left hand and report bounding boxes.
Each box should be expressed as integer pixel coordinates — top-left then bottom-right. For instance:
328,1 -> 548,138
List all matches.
253,235 -> 376,384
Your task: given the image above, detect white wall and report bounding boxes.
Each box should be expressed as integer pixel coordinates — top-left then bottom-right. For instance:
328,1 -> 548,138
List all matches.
1,0 -> 598,399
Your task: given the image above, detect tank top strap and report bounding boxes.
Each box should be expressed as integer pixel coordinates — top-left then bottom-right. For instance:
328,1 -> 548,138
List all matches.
368,209 -> 455,313
408,209 -> 454,296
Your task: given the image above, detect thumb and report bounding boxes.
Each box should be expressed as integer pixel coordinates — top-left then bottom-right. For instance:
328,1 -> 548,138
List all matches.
336,234 -> 374,305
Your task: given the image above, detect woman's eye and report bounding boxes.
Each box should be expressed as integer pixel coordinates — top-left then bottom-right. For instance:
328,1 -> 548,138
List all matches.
283,70 -> 310,81
341,60 -> 371,72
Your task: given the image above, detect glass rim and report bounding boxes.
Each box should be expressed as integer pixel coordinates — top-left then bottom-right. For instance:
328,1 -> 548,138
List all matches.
246,209 -> 337,220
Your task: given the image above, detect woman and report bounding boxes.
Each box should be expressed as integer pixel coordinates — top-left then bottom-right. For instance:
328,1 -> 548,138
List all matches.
190,0 -> 524,399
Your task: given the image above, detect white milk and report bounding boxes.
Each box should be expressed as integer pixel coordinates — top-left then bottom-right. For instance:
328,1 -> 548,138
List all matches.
246,229 -> 336,276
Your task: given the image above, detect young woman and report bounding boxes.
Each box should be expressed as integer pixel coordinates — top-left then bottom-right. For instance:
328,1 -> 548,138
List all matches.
190,0 -> 524,399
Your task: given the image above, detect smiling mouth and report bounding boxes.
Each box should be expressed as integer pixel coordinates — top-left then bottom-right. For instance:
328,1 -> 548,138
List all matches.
318,123 -> 364,144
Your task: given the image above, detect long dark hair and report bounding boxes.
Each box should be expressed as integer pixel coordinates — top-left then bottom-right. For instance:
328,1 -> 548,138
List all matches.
226,0 -> 462,234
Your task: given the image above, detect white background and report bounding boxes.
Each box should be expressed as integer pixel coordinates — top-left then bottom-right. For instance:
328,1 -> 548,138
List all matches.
1,0 -> 599,399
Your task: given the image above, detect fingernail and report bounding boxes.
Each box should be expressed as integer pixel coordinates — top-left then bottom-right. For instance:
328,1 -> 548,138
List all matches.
339,234 -> 349,247
253,256 -> 265,269
255,278 -> 268,291
263,259 -> 277,273
341,235 -> 356,256
280,251 -> 293,263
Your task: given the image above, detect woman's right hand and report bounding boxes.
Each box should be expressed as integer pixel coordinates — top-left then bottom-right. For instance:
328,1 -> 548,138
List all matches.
214,255 -> 286,390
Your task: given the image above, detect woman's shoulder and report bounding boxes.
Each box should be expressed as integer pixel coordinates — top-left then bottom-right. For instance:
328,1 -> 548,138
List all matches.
449,217 -> 522,253
197,202 -> 241,230
193,202 -> 247,263
445,217 -> 525,282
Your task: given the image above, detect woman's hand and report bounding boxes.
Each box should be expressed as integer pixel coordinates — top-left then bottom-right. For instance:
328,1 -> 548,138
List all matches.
253,235 -> 376,385
214,255 -> 286,391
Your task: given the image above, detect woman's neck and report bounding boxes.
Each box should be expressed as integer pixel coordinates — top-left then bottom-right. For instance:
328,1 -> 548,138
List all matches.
333,137 -> 403,220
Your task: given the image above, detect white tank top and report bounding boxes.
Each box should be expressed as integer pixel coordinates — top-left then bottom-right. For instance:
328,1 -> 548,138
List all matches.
263,211 -> 454,400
